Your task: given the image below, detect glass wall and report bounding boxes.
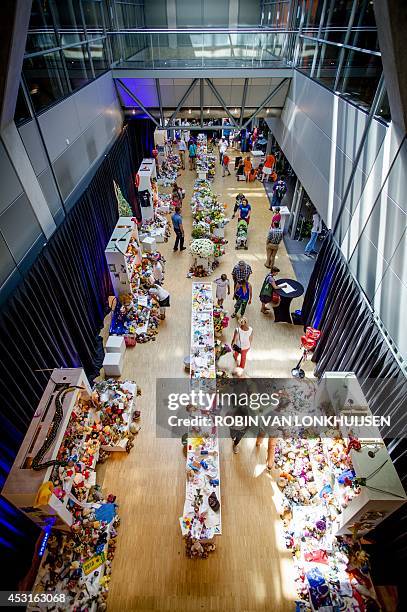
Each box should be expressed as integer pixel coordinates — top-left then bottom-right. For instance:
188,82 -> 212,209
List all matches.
295,0 -> 388,118
20,0 -> 146,115
19,0 -> 389,121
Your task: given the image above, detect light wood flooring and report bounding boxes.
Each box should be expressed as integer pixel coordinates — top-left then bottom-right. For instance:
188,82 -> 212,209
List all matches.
99,152 -> 314,611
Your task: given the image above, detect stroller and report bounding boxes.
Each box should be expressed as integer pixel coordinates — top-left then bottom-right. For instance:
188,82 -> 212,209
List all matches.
235,219 -> 248,250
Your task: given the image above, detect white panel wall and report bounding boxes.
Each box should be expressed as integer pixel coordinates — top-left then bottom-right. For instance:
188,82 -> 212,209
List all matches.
0,72 -> 123,303
269,70 -> 407,360
36,72 -> 123,202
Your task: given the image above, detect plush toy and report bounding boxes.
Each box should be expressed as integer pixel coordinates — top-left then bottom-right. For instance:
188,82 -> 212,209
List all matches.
34,481 -> 54,507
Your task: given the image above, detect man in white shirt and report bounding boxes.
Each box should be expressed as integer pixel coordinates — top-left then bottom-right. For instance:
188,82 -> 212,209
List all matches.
304,212 -> 322,257
178,138 -> 187,170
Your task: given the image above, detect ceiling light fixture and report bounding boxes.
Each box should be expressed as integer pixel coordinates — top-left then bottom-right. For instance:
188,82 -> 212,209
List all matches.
188,109 -> 192,114
266,108 -> 270,113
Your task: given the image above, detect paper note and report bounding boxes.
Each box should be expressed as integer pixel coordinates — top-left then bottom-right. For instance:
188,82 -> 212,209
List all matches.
279,282 -> 296,294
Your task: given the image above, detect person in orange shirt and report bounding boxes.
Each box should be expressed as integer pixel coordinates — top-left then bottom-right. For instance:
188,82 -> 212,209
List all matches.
262,153 -> 276,182
244,156 -> 252,182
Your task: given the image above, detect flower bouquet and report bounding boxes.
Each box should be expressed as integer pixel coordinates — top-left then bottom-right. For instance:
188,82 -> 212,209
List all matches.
214,340 -> 231,361
190,239 -> 215,258
213,308 -> 229,335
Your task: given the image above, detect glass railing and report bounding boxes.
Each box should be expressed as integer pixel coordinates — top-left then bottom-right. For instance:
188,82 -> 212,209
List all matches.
108,30 -> 295,69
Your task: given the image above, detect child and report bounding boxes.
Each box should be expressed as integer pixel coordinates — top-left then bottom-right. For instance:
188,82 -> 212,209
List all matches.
214,274 -> 230,307
232,193 -> 245,219
271,206 -> 281,226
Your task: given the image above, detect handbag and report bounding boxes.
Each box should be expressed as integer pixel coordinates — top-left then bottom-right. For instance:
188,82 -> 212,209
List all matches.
271,291 -> 281,305
232,328 -> 241,353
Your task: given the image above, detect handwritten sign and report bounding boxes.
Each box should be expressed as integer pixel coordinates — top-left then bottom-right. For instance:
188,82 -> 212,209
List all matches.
82,552 -> 105,575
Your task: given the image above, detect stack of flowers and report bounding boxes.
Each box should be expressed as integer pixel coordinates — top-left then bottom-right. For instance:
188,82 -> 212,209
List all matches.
190,178 -> 229,269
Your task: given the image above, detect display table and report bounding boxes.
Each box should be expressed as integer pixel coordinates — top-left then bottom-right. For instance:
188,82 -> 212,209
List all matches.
2,369 -> 140,611
252,149 -> 265,168
180,283 -> 221,557
272,374 -> 404,610
273,278 -> 304,323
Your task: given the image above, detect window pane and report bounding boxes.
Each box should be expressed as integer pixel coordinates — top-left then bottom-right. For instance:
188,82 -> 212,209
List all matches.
50,0 -> 84,29
14,86 -> 31,125
376,88 -> 391,122
26,33 -> 58,54
62,45 -> 92,91
89,39 -> 108,75
315,42 -> 341,89
29,0 -> 54,28
337,49 -> 382,110
325,0 -> 355,28
82,0 -> 105,28
23,51 -> 70,113
298,38 -> 317,76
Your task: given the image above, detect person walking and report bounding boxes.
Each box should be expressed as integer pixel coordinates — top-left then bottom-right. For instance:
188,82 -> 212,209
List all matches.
171,207 -> 186,252
232,260 -> 252,289
271,176 -> 287,208
231,316 -> 253,372
305,211 -> 322,257
228,401 -> 249,454
265,221 -> 283,269
255,432 -> 277,472
271,206 -> 281,226
214,273 -> 230,307
238,197 -> 251,224
232,279 -> 252,318
232,193 -> 245,219
262,153 -> 276,182
222,153 -> 231,177
178,138 -> 187,170
244,156 -> 252,182
219,138 -> 228,165
188,141 -> 197,170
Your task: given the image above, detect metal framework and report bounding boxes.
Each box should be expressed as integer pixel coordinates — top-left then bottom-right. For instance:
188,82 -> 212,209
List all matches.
116,76 -> 290,129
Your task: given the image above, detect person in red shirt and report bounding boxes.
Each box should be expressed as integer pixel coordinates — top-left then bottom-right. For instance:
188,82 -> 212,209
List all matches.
222,153 -> 231,177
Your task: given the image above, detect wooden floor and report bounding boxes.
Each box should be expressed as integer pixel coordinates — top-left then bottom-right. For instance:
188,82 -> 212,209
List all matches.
100,153 -> 313,611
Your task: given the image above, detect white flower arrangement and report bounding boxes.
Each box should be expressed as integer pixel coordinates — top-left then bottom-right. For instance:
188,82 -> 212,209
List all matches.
190,239 -> 215,258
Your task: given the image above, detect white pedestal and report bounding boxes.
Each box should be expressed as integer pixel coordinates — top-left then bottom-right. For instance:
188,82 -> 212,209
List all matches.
103,352 -> 124,377
137,159 -> 156,221
106,336 -> 126,356
141,236 -> 157,252
279,205 -> 290,233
